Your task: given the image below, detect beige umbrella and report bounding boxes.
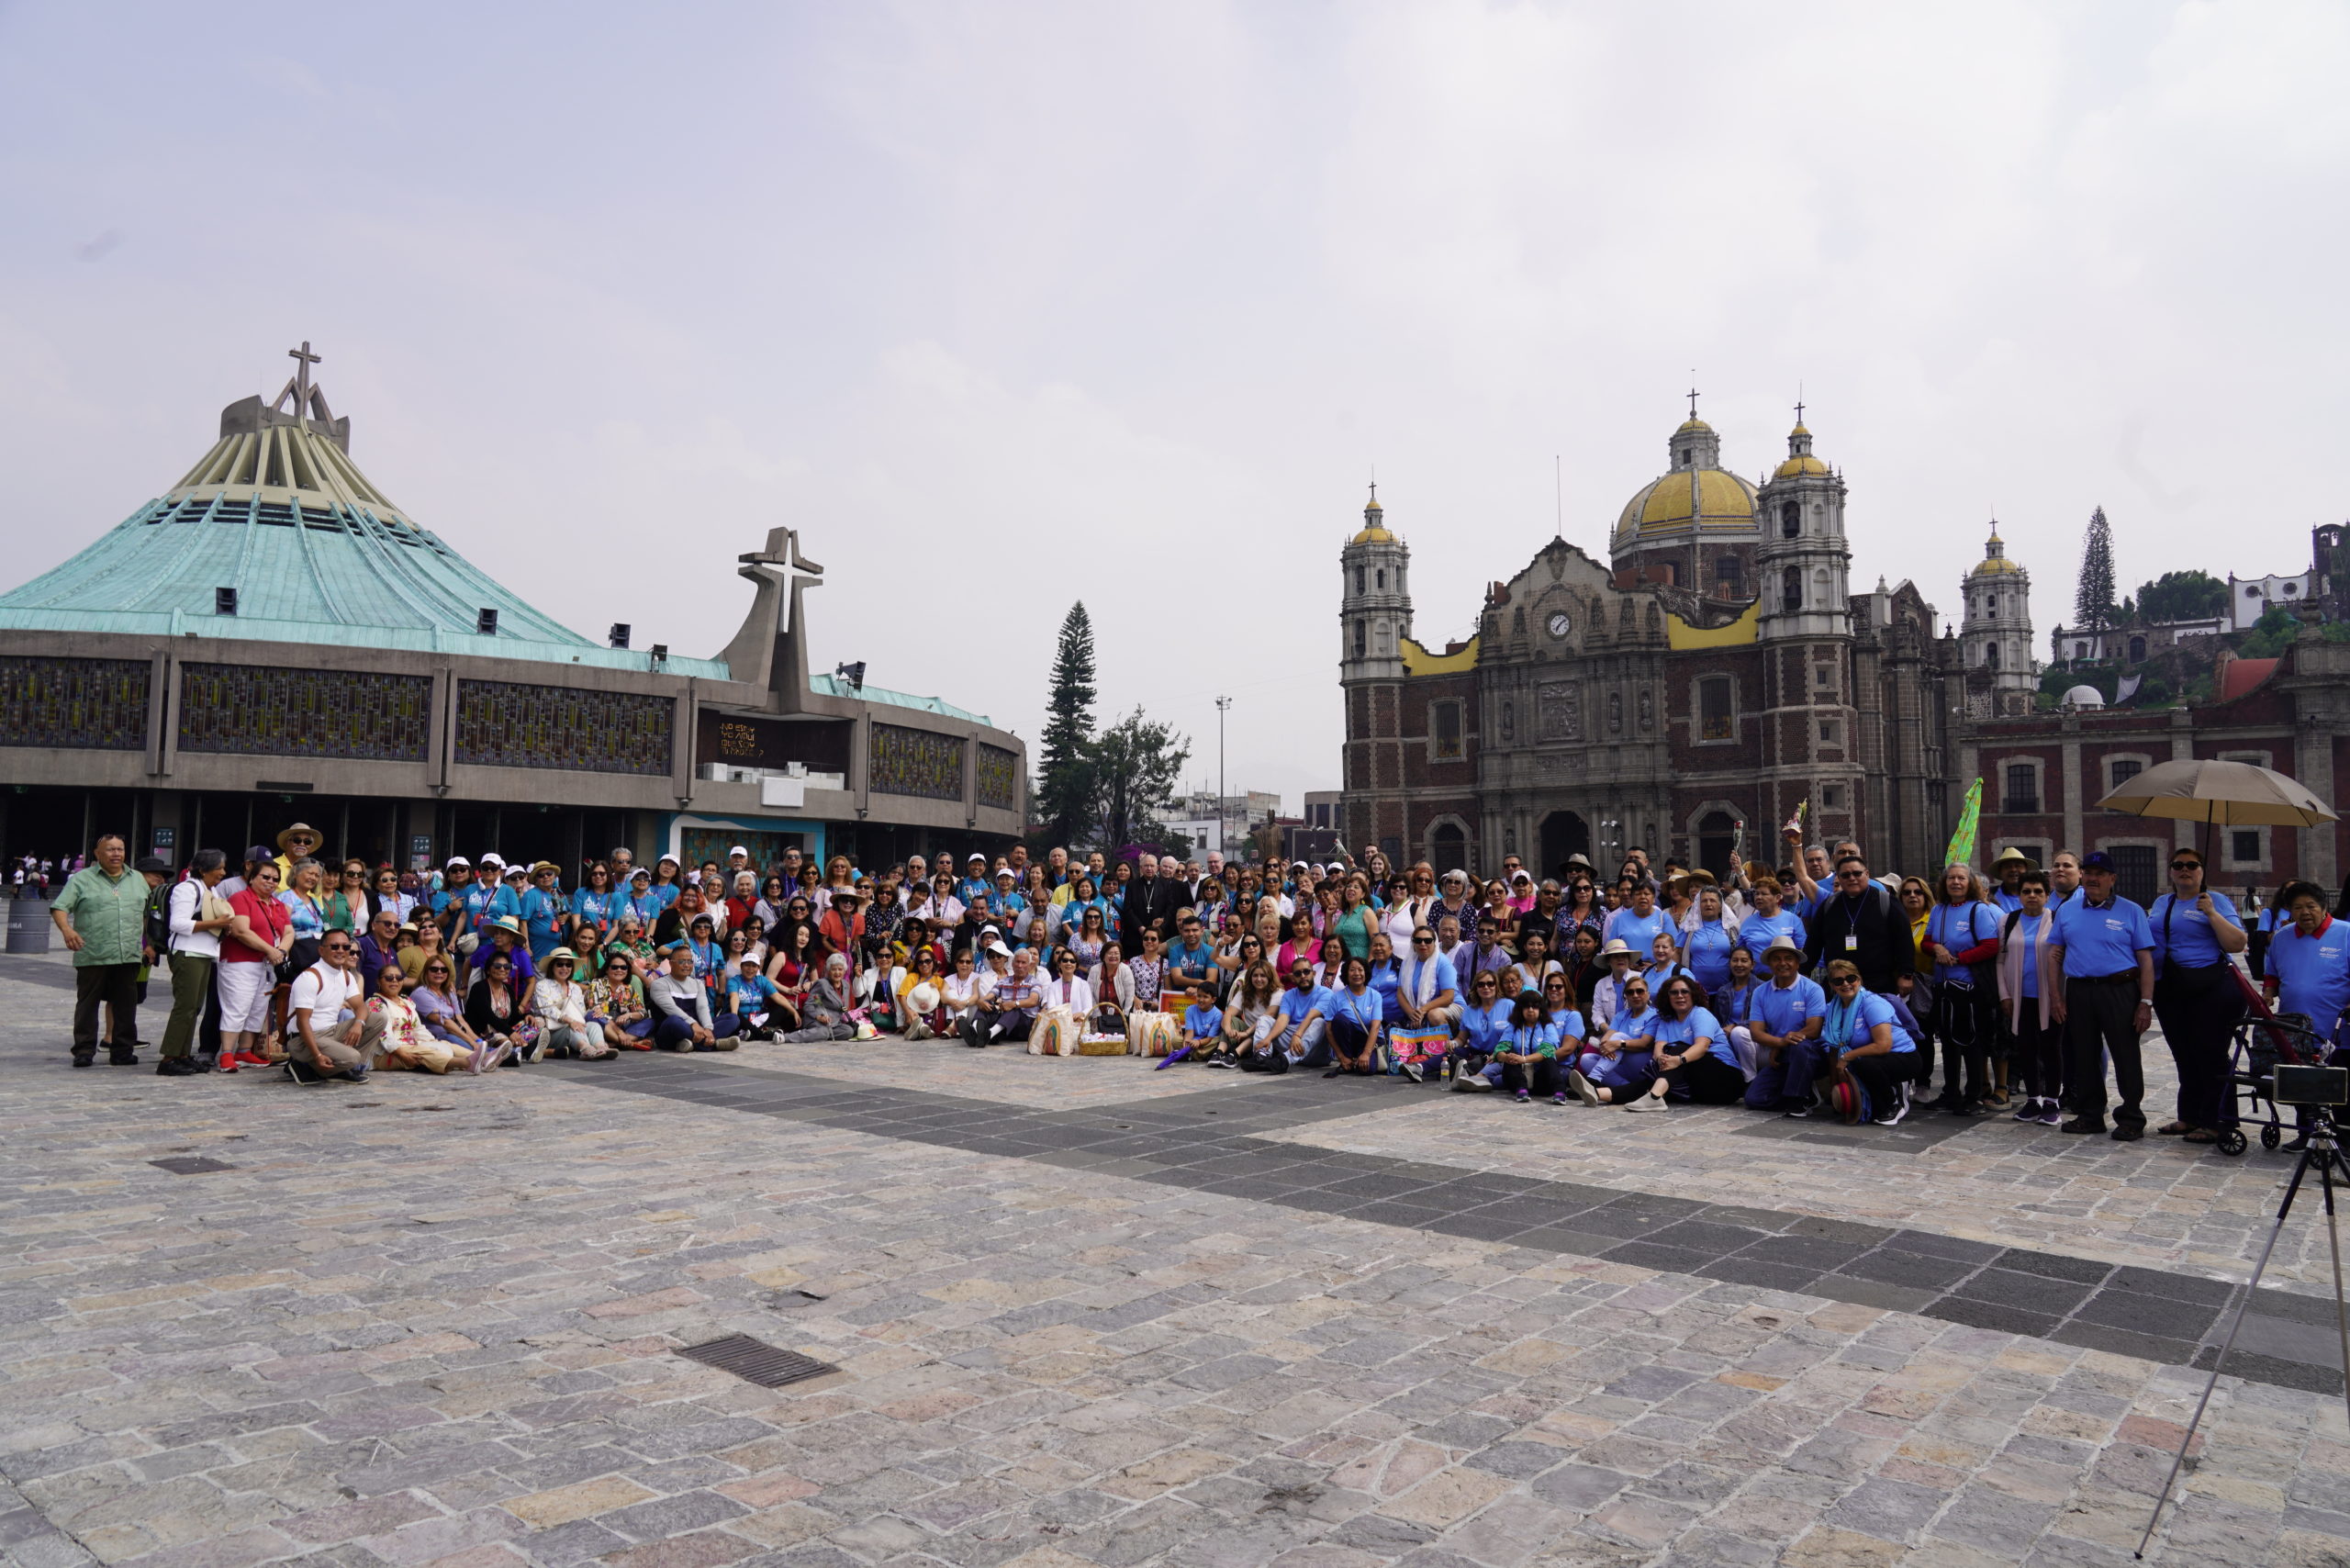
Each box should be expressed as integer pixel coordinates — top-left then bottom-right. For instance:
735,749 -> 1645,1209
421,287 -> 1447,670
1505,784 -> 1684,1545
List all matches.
2094,757 -> 2338,863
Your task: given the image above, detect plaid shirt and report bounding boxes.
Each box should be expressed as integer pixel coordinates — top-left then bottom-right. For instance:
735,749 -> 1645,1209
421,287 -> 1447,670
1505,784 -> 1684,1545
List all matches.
992,973 -> 1042,1022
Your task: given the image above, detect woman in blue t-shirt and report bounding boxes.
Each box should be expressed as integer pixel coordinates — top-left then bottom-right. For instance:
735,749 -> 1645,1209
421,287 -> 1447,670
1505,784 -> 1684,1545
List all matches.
1568,977 -> 1667,1107
1924,865 -> 2003,1114
1540,971 -> 1587,1048
1737,878 -> 1807,968
1447,969 -> 1515,1086
1652,975 -> 1740,1104
1496,990 -> 1565,1104
1821,958 -> 1912,1126
1682,886 -> 1740,993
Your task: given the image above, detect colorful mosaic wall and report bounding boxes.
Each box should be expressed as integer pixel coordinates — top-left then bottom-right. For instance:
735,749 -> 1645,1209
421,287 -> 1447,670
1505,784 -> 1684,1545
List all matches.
178,664 -> 430,760
0,656 -> 150,751
871,722 -> 964,801
454,679 -> 673,776
976,744 -> 1020,811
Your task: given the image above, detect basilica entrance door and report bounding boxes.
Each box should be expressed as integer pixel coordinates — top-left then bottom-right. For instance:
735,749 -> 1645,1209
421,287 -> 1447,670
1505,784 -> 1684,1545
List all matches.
1539,812 -> 1589,880
1696,811 -> 1740,879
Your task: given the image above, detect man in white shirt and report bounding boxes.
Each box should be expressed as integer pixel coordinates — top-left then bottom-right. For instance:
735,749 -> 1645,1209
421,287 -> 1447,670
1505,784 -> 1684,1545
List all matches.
290,932 -> 380,1081
159,849 -> 236,1075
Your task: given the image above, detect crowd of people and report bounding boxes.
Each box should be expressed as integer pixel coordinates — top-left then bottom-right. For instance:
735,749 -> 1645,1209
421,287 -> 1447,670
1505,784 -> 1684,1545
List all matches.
39,818 -> 2350,1148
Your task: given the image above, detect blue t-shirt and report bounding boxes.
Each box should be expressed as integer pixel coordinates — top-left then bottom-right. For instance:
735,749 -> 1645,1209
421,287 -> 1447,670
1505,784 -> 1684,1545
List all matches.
2008,908 -> 2053,999
521,887 -> 565,959
1277,984 -> 1337,1036
1926,902 -> 2000,986
1607,1005 -> 1661,1045
1548,1008 -> 1588,1043
647,880 -> 682,913
1606,907 -> 1672,958
1398,953 -> 1459,1009
2270,917 -> 2350,1040
1992,889 -> 2025,914
2052,895 -> 2155,978
1738,909 -> 1807,965
456,880 -> 518,937
1751,975 -> 1829,1041
1367,960 -> 1402,1022
1183,1002 -> 1223,1040
1166,940 -> 1216,987
1500,1020 -> 1563,1059
1823,987 -> 1907,1053
1656,1006 -> 1734,1067
1711,979 -> 1761,1026
571,889 -> 616,932
1684,923 -> 1738,991
726,973 -> 779,1013
1330,987 -> 1382,1031
2149,891 -> 2244,971
1460,998 -> 1515,1051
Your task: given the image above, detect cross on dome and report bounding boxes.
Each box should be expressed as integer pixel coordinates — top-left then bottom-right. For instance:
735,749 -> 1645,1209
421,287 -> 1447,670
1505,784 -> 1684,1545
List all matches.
270,340 -> 334,426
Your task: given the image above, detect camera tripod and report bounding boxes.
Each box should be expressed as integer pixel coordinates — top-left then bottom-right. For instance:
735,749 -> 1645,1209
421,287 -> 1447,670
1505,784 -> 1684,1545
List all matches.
2136,1112 -> 2350,1558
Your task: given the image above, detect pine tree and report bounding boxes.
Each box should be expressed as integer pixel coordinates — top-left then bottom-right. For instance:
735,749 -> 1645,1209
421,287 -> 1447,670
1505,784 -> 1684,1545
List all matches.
1036,602 -> 1099,846
2076,507 -> 2117,633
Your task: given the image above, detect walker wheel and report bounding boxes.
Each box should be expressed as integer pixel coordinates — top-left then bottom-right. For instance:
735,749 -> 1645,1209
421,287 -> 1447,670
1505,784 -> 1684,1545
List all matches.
2217,1127 -> 2247,1157
2262,1124 -> 2281,1151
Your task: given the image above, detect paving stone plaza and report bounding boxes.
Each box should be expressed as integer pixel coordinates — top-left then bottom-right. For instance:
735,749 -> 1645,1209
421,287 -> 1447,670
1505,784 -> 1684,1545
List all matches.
6,951 -> 2350,1568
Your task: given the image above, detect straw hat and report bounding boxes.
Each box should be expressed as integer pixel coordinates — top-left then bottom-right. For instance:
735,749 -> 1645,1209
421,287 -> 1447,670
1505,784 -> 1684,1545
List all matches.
276,823 -> 321,851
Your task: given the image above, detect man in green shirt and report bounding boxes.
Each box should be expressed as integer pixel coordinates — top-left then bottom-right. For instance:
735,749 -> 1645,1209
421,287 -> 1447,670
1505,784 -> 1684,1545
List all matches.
52,834 -> 149,1067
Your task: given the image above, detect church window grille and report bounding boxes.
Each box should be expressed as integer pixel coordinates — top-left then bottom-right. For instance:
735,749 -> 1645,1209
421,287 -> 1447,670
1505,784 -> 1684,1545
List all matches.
1715,555 -> 1743,598
1355,567 -> 1365,595
1433,700 -> 1463,761
1697,678 -> 1732,741
2109,757 -> 2143,791
1512,607 -> 1525,632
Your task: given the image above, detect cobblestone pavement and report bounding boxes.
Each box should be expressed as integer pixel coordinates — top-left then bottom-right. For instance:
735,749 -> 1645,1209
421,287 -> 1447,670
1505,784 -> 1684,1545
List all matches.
5,954 -> 2350,1568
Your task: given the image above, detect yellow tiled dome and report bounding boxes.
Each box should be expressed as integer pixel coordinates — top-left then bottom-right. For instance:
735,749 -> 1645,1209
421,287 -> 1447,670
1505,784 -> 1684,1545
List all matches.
1615,466 -> 1757,540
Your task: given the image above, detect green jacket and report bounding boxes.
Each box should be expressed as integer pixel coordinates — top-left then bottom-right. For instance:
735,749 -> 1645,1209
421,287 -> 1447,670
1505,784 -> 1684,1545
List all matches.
54,865 -> 149,968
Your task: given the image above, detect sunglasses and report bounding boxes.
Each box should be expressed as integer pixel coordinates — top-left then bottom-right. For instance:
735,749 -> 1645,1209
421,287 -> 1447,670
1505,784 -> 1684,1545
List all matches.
321,942 -> 353,952
2169,861 -> 2199,871
1830,975 -> 1861,987
1412,935 -> 1435,945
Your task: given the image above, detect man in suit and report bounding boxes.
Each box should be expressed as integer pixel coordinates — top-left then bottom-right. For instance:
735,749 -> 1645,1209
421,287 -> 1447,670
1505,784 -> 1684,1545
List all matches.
1120,854 -> 1185,949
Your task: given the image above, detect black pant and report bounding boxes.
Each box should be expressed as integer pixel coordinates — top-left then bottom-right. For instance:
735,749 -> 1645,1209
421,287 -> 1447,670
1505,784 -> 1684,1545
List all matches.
1327,1017 -> 1376,1070
2065,977 -> 2145,1127
73,962 -> 140,1056
2154,961 -> 2244,1129
2009,1008 -> 2062,1102
1501,1056 -> 1561,1096
959,1011 -> 1034,1048
1932,980 -> 1992,1105
1846,1051 -> 1911,1114
1664,1052 -> 1747,1104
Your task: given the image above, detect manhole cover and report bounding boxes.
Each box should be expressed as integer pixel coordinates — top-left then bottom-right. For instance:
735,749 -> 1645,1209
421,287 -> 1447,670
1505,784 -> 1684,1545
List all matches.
151,1157 -> 233,1174
677,1333 -> 838,1388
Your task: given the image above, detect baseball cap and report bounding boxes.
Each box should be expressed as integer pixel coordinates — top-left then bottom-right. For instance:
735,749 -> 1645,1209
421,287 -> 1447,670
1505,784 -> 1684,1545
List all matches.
2079,850 -> 2118,872
987,940 -> 1013,958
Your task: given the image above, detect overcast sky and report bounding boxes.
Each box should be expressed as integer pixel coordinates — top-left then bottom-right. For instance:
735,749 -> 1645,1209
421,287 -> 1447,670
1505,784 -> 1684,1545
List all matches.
4,1 -> 2344,811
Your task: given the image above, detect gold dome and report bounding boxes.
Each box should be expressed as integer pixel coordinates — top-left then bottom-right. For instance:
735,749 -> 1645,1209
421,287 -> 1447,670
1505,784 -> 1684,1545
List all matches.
1774,453 -> 1830,478
1676,417 -> 1714,435
1350,524 -> 1394,543
1615,466 -> 1757,540
1349,483 -> 1392,544
1969,529 -> 2023,576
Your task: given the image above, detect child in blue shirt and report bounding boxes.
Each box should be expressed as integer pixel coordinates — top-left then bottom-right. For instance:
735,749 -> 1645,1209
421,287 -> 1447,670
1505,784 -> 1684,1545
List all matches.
728,958 -> 783,1038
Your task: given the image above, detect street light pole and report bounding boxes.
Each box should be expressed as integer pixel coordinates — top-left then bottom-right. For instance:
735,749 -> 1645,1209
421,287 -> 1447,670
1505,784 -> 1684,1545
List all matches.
1215,696 -> 1232,854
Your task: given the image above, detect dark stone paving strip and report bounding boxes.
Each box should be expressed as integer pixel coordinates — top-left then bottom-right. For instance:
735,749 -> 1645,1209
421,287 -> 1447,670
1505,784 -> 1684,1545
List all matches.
550,1054 -> 2341,1394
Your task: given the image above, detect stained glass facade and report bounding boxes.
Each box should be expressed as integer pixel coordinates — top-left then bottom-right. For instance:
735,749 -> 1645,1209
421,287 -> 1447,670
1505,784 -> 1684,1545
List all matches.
976,745 -> 1019,811
455,679 -> 673,776
871,722 -> 964,801
179,664 -> 430,760
0,656 -> 149,751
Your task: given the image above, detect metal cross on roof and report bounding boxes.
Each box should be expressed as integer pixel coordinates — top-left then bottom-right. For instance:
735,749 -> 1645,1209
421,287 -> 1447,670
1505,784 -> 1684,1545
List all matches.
1686,380 -> 1700,420
271,341 -> 333,425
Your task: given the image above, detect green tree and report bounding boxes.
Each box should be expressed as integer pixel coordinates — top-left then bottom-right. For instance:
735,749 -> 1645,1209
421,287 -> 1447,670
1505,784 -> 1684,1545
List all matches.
2133,570 -> 2227,623
2241,605 -> 2300,658
1090,708 -> 1191,853
2075,506 -> 2117,632
1036,602 -> 1099,846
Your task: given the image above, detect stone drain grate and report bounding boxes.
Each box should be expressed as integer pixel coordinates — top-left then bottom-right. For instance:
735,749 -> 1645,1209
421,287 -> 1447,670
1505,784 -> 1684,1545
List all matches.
676,1333 -> 838,1388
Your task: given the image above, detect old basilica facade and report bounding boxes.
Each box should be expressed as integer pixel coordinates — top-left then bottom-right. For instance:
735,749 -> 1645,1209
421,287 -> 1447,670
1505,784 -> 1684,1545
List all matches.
1339,406 -> 1988,882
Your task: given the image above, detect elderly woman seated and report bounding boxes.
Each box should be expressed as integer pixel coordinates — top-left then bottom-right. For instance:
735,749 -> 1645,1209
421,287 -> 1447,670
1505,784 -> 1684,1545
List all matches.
1565,975 -> 1665,1108
778,953 -> 858,1042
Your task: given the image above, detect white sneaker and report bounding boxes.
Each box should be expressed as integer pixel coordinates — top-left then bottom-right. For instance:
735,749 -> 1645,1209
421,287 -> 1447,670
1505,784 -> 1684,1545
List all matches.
1567,1069 -> 1603,1108
1874,1086 -> 1910,1126
1401,1060 -> 1424,1082
1623,1085 -> 1670,1112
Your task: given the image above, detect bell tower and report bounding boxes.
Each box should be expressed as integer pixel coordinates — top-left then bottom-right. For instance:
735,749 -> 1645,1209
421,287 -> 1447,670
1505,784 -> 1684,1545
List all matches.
1755,415 -> 1850,641
1339,485 -> 1411,856
1959,523 -> 2035,717
1753,409 -> 1865,853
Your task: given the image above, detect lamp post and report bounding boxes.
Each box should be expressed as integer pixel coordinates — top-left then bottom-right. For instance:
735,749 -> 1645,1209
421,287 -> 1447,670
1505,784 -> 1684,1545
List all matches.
1215,696 -> 1232,855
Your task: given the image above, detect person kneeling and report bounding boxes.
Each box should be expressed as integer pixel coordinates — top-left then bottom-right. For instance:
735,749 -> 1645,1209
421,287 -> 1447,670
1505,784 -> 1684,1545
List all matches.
778,954 -> 859,1042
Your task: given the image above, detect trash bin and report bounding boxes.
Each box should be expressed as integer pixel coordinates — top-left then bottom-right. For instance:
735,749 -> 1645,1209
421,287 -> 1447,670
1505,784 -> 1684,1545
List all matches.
6,896 -> 50,955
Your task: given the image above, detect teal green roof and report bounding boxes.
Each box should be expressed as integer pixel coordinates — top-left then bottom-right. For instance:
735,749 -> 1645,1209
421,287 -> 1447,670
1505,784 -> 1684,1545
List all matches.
0,384 -> 729,679
810,673 -> 991,727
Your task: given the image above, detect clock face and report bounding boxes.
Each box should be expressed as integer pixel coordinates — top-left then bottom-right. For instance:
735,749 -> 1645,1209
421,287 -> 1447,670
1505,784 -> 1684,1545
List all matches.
1546,611 -> 1572,639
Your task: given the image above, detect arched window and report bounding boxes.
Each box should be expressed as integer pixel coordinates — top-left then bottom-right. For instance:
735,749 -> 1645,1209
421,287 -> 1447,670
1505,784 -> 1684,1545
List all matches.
1354,567 -> 1365,595
1781,502 -> 1800,538
1986,642 -> 2000,668
1353,621 -> 1366,657
1782,566 -> 1802,613
1375,568 -> 1386,590
2128,635 -> 2146,662
1431,822 -> 1467,876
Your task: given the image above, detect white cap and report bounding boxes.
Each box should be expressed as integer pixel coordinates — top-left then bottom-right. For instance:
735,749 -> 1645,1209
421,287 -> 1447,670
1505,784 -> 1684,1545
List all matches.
987,940 -> 1013,958
729,844 -> 749,857
479,853 -> 505,868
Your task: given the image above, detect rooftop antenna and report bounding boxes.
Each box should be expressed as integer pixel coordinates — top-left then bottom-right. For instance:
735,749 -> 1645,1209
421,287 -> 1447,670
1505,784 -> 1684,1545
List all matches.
1554,454 -> 1563,538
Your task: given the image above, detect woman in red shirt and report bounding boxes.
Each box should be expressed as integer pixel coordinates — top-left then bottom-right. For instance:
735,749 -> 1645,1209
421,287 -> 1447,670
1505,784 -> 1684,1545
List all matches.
219,861 -> 293,1070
